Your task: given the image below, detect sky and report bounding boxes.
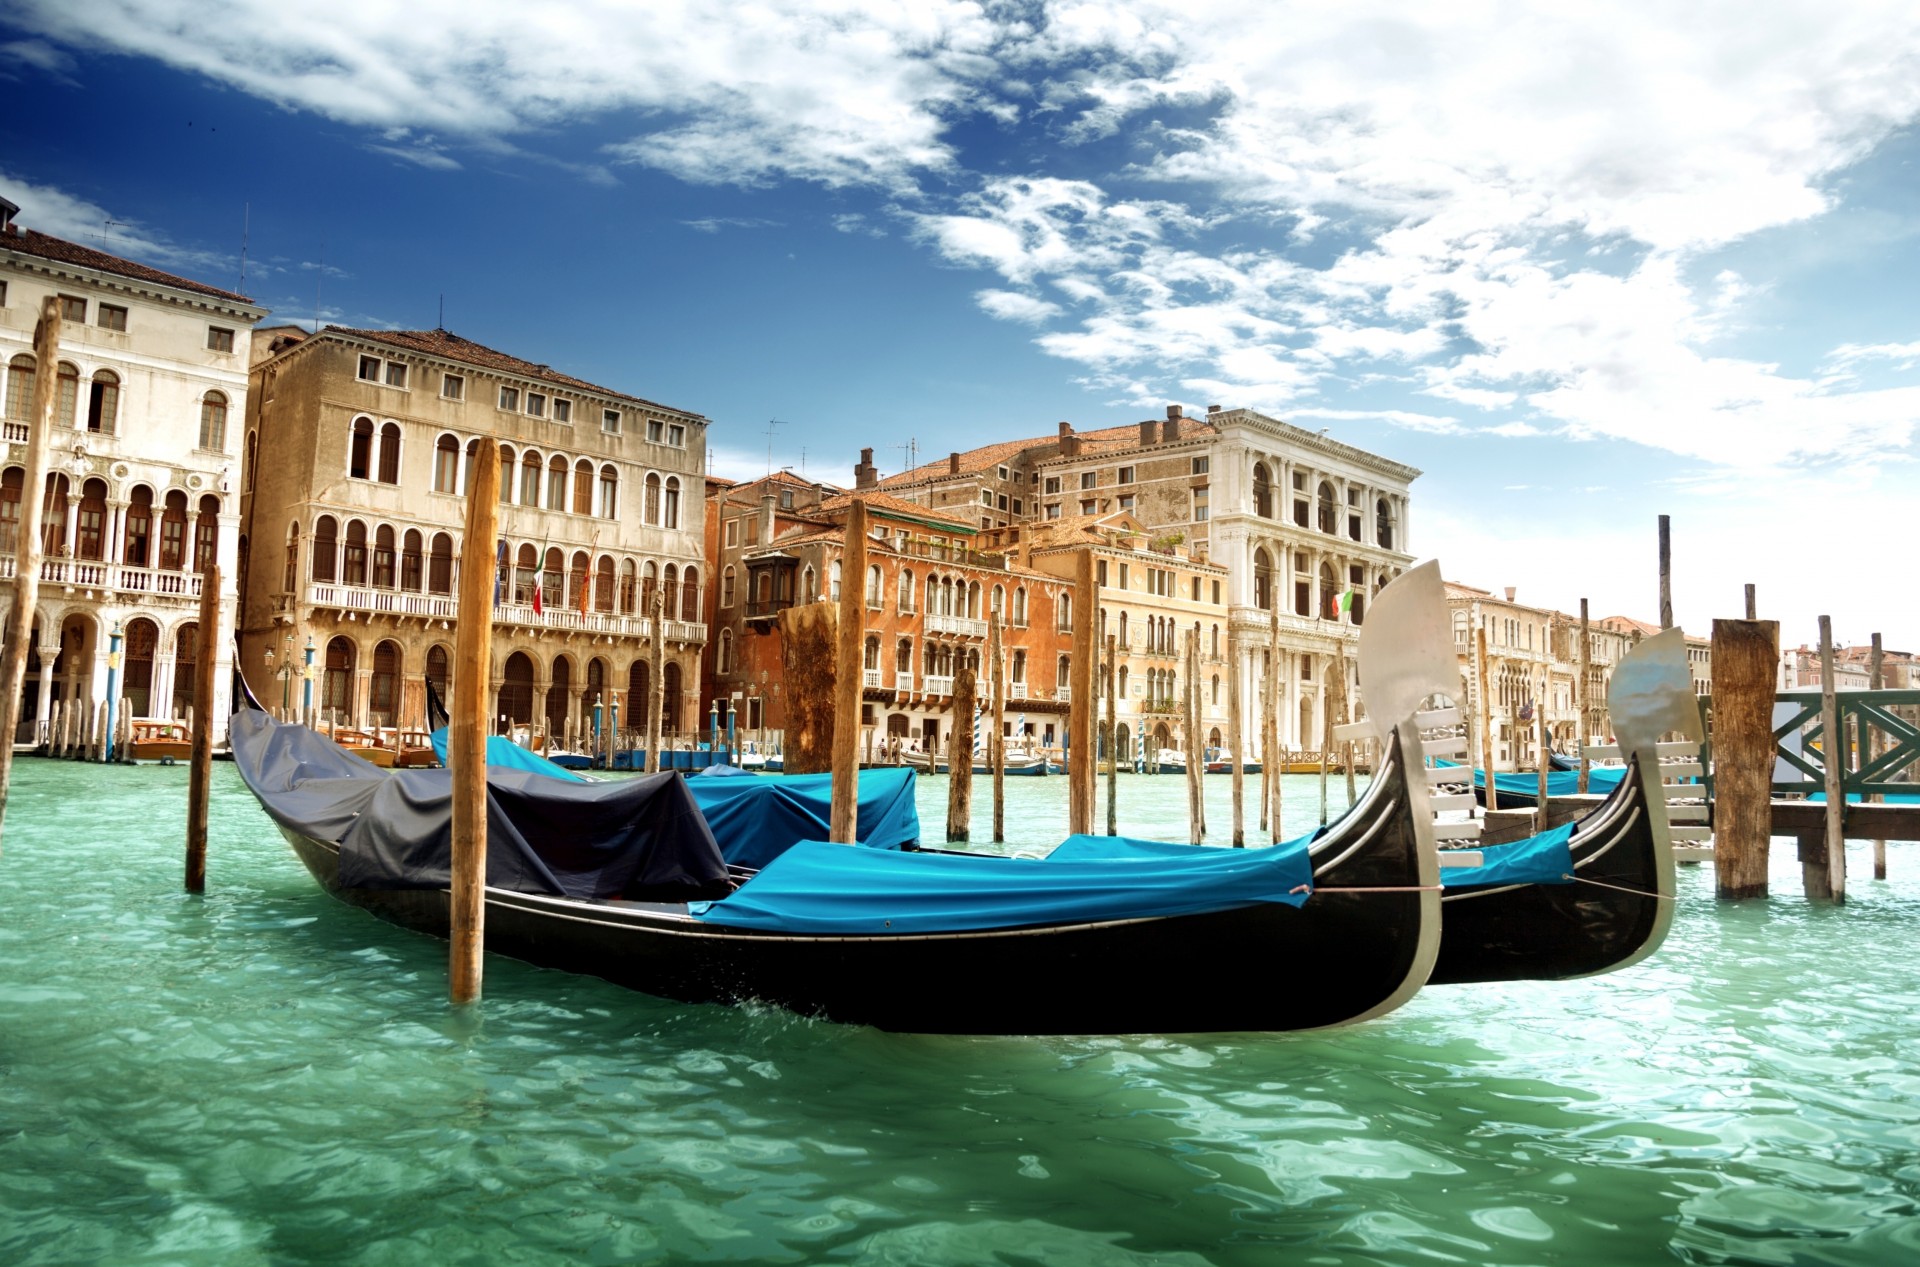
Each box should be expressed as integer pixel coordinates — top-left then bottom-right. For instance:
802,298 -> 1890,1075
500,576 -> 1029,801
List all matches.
3,1 -> 1916,651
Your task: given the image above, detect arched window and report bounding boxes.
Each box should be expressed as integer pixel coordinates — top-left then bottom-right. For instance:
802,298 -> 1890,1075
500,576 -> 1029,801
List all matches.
349,417 -> 374,478
343,520 -> 368,585
371,641 -> 400,723
866,564 -> 884,608
1376,497 -> 1393,551
598,464 -> 618,518
1119,610 -> 1129,649
573,458 -> 594,515
1252,461 -> 1272,518
722,565 -> 737,608
433,435 -> 460,494
120,486 -> 153,567
896,637 -> 913,673
644,473 -> 661,524
498,444 -> 516,503
642,560 -> 659,612
378,423 -> 401,483
401,528 -> 423,590
1253,547 -> 1272,610
158,491 -> 188,571
829,560 -> 841,603
570,550 -> 590,611
1212,674 -> 1220,706
717,628 -> 734,675
1058,591 -> 1071,630
428,532 -> 453,594
512,543 -> 537,604
546,548 -> 566,608
1057,653 -> 1070,691
595,555 -> 615,612
373,524 -> 397,587
1013,586 -> 1028,627
200,392 -> 229,451
426,644 -> 450,699
520,450 -> 542,505
173,623 -> 199,717
55,362 -> 78,427
663,563 -> 680,619
620,559 -> 637,612
74,478 -> 108,560
1118,665 -> 1128,696
681,566 -> 699,621
897,568 -> 915,613
863,633 -> 881,672
990,584 -> 1005,620
86,370 -> 119,433
4,355 -> 35,422
194,494 -> 219,573
322,636 -> 355,716
0,467 -> 21,555
1319,561 -> 1338,620
546,455 -> 568,510
1317,481 -> 1337,534
664,476 -> 681,529
464,438 -> 481,495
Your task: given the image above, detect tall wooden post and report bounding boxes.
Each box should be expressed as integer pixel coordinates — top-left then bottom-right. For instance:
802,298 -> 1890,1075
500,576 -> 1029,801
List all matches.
1869,632 -> 1885,880
645,591 -> 665,773
1103,633 -> 1117,836
0,298 -> 61,851
989,615 -> 1005,843
1265,602 -> 1282,841
1711,617 -> 1778,898
829,499 -> 867,843
1185,629 -> 1203,843
184,564 -> 221,892
1816,615 -> 1845,903
1477,621 -> 1498,811
1744,584 -> 1757,621
1658,514 -> 1673,630
947,667 -> 974,843
1317,682 -> 1331,826
1228,628 -> 1244,847
1577,598 -> 1591,794
450,440 -> 500,1005
1337,643 -> 1355,807
1067,549 -> 1096,836
1535,708 -> 1550,835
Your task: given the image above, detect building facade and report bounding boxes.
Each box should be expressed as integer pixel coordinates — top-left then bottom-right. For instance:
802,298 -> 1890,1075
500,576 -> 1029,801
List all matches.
237,326 -> 708,741
1,198 -> 267,742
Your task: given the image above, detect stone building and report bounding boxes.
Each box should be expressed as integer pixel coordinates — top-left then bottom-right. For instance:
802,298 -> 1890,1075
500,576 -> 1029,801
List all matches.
237,326 -> 708,741
0,197 -> 267,742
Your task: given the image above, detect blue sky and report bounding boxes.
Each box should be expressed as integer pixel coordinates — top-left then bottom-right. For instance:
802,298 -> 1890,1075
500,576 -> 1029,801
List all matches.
4,2 -> 1917,649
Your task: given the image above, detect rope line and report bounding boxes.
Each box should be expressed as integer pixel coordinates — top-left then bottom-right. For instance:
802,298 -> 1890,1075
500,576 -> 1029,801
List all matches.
1571,875 -> 1676,901
1311,884 -> 1446,894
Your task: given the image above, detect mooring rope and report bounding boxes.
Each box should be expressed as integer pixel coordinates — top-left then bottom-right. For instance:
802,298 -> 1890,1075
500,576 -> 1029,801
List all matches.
1309,884 -> 1446,894
1571,875 -> 1675,900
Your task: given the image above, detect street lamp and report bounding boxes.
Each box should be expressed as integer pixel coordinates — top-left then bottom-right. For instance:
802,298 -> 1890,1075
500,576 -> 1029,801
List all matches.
105,622 -> 123,763
265,633 -> 295,713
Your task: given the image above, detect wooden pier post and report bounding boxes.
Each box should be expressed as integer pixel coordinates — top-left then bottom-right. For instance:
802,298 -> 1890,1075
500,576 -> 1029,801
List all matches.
1264,603 -> 1281,841
1869,633 -> 1885,880
1535,709 -> 1550,835
1228,629 -> 1244,847
1185,629 -> 1203,843
1068,550 -> 1095,837
989,615 -> 1005,844
1711,617 -> 1779,898
947,666 -> 974,843
1744,584 -> 1757,620
185,564 -> 221,893
829,499 -> 867,844
449,440 -> 500,1005
1103,633 -> 1117,836
1658,513 -> 1673,630
0,298 -> 61,851
1337,643 -> 1355,807
1816,615 -> 1846,904
1577,599 -> 1591,794
645,590 -> 664,774
1317,686 -> 1330,826
1477,621 -> 1498,811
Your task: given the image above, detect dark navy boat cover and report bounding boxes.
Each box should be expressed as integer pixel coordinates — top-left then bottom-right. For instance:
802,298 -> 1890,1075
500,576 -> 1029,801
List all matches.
687,768 -> 920,869
1439,821 -> 1576,889
230,711 -> 730,901
689,832 -> 1314,935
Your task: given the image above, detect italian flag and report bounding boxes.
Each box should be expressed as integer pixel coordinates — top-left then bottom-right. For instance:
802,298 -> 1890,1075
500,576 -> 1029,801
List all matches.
1338,588 -> 1356,613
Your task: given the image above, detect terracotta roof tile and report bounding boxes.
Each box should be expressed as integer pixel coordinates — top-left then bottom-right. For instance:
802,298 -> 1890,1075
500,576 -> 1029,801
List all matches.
323,326 -> 698,415
817,490 -> 974,527
875,416 -> 1221,487
4,227 -> 254,303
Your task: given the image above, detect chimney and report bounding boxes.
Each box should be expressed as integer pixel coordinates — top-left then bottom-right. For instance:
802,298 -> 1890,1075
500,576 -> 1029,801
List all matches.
760,493 -> 776,545
948,451 -> 961,475
854,447 -> 878,491
1160,404 -> 1181,443
1206,404 -> 1221,415
1139,419 -> 1155,446
0,197 -> 17,234
1505,586 -> 1516,603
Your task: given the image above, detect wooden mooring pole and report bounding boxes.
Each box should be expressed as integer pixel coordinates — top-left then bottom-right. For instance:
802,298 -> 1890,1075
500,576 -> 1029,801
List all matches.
1744,584 -> 1757,621
0,298 -> 61,853
989,614 -> 1005,844
1577,598 -> 1590,794
1067,550 -> 1095,837
1228,628 -> 1244,847
1477,621 -> 1498,812
645,590 -> 664,774
947,666 -> 974,843
1265,604 -> 1281,841
829,499 -> 867,844
1185,629 -> 1203,843
1711,617 -> 1778,898
1869,633 -> 1885,880
1658,513 -> 1673,631
1535,707 -> 1550,836
449,440 -> 501,1005
1815,615 -> 1845,904
184,564 -> 221,893
1103,633 -> 1117,837
1337,643 -> 1355,808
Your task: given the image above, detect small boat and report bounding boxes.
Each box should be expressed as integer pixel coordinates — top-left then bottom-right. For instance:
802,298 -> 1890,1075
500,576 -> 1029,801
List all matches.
331,727 -> 397,768
545,749 -> 593,770
1151,748 -> 1188,775
394,730 -> 440,769
1204,750 -> 1263,774
127,719 -> 191,764
900,746 -> 1056,776
1431,757 -> 1627,809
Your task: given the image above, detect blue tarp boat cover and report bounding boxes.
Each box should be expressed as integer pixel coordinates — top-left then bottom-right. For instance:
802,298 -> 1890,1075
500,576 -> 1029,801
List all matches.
233,711 -> 730,900
686,768 -> 920,869
1439,821 -> 1576,888
690,832 -> 1314,935
428,728 -> 591,782
1433,758 -> 1624,796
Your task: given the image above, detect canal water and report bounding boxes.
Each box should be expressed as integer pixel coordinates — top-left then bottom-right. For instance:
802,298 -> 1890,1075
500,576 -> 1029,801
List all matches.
3,758 -> 1918,1266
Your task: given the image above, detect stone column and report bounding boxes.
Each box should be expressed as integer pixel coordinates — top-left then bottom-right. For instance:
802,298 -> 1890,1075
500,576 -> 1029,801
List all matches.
353,667 -> 373,728
33,647 -> 56,739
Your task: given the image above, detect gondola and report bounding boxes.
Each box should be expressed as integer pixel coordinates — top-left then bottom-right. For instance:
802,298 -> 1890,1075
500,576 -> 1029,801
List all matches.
1425,627 -> 1703,984
230,702 -> 1440,1034
1432,757 -> 1625,809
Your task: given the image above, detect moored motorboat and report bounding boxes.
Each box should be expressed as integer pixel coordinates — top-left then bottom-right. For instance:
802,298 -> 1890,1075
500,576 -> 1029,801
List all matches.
394,730 -> 440,769
127,719 -> 191,764
331,728 -> 397,768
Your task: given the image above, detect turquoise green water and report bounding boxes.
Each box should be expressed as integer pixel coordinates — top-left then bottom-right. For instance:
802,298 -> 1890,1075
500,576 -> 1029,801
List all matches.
4,759 -> 1920,1266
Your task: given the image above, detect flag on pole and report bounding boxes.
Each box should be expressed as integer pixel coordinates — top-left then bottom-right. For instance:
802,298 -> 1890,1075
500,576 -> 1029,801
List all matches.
1338,588 -> 1355,614
531,569 -> 543,615
493,538 -> 506,607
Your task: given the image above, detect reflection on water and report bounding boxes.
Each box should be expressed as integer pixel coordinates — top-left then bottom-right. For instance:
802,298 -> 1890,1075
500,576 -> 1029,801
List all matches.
2,759 -> 1918,1265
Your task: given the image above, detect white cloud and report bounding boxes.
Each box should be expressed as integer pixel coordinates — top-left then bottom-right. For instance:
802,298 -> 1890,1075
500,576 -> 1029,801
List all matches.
680,217 -> 781,234
1828,340 -> 1920,371
0,170 -> 248,284
975,289 -> 1062,324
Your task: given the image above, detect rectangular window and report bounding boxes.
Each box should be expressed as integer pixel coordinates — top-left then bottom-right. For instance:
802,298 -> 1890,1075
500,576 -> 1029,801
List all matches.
1080,471 -> 1096,490
384,361 -> 408,389
1012,498 -> 1022,515
358,355 -> 381,382
526,392 -> 546,417
97,304 -> 128,332
601,408 -> 620,433
498,386 -> 519,411
996,494 -> 1008,510
1191,456 -> 1210,475
997,465 -> 1009,480
442,373 -> 464,401
1193,488 -> 1209,522
1118,563 -> 1129,589
1045,503 -> 1061,519
207,325 -> 234,352
0,281 -> 7,307
553,399 -> 571,423
1097,560 -> 1108,586
668,423 -> 685,446
1044,476 -> 1061,495
724,519 -> 738,548
1079,499 -> 1095,514
57,294 -> 86,322
647,419 -> 664,442
1117,465 -> 1134,484
981,489 -> 994,506
1211,580 -> 1221,604
1118,494 -> 1135,511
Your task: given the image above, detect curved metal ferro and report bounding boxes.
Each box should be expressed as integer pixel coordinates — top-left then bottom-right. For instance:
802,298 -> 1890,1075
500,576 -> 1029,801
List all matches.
1608,628 -> 1704,759
1358,560 -> 1456,747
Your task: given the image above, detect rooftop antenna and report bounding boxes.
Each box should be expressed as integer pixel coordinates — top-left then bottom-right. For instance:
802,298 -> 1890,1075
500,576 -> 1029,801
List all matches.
765,418 -> 787,478
892,438 -> 920,478
438,294 -> 445,331
101,218 -> 125,252
799,446 -> 807,477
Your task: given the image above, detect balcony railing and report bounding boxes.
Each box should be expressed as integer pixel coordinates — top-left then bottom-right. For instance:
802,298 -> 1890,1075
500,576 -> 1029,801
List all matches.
2,556 -> 206,600
309,584 -> 458,620
863,668 -> 883,688
1010,681 -> 1027,699
3,422 -> 28,444
664,619 -> 707,644
1057,686 -> 1070,703
924,674 -> 954,696
745,598 -> 794,621
927,613 -> 989,639
894,670 -> 914,692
